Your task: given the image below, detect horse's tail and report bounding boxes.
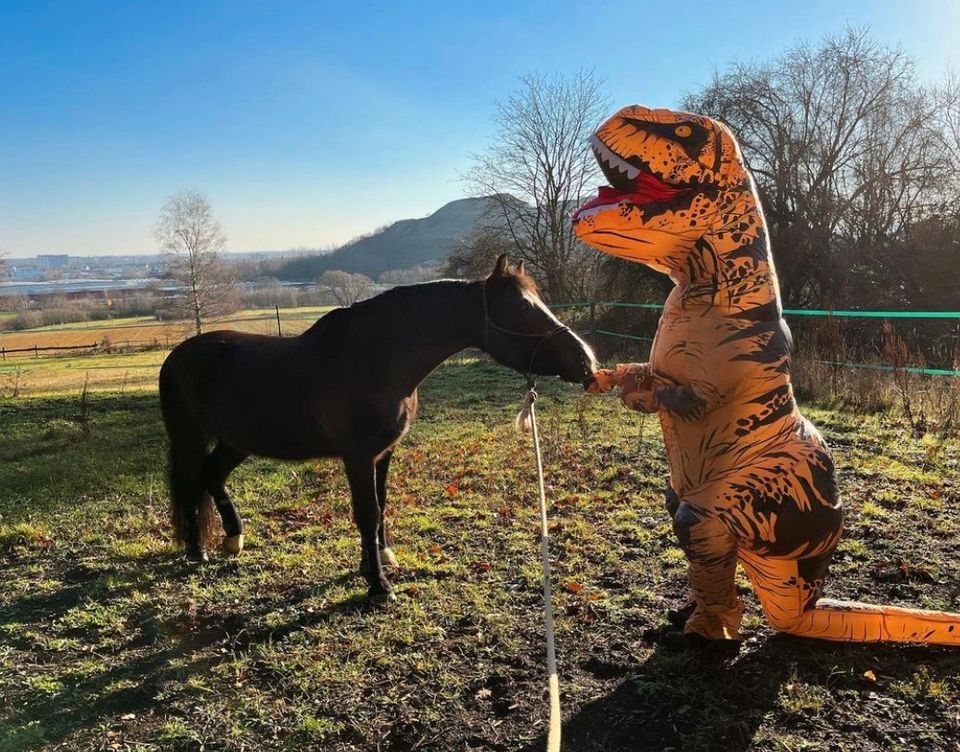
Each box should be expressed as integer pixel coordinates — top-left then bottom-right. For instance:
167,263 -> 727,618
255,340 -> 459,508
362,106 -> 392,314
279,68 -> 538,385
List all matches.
159,360 -> 218,552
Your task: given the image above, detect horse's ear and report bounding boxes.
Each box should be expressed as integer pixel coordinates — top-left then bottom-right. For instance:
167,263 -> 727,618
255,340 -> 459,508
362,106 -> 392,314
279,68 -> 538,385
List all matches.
491,253 -> 509,277
515,260 -> 525,276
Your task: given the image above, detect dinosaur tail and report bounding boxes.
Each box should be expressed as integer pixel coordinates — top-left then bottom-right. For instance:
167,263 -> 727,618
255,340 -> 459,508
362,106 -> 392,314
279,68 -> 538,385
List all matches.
768,599 -> 960,645
741,549 -> 960,645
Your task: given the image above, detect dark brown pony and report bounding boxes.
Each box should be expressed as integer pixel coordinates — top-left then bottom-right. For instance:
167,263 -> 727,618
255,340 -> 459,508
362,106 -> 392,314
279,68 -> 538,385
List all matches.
159,255 -> 597,602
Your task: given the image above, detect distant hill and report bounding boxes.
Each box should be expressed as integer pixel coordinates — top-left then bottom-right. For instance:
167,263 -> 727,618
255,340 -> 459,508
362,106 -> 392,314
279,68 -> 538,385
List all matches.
272,197 -> 495,281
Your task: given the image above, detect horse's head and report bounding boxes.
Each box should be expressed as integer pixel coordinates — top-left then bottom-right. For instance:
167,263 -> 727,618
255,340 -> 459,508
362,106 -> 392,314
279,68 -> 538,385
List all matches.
482,254 -> 597,388
572,105 -> 750,278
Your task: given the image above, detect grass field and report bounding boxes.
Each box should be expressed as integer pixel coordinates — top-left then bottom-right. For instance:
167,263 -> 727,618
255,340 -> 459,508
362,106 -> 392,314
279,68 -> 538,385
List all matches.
0,350 -> 168,397
0,307 -> 333,355
2,358 -> 960,751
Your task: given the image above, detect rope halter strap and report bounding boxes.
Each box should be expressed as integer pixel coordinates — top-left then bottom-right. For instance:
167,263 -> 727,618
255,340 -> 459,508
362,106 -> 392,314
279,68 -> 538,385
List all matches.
480,281 -> 575,388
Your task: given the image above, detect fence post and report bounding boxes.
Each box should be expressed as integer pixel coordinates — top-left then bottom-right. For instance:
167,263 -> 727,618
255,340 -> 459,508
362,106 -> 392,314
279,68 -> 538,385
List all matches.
34,344 -> 38,359
275,304 -> 282,336
589,302 -> 596,337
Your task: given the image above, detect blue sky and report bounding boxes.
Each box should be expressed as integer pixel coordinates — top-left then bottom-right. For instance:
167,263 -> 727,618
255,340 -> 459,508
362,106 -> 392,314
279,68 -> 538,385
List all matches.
1,1 -> 957,256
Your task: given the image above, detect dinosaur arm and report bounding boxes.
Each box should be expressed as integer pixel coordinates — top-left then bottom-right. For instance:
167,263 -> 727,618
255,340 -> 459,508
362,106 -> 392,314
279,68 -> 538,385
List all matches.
654,384 -> 707,421
652,335 -> 726,421
659,373 -> 738,421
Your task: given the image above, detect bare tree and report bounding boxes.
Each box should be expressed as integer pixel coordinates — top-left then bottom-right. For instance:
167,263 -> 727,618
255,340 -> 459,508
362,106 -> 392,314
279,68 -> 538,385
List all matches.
465,71 -> 610,302
319,270 -> 374,306
938,69 -> 960,187
154,190 -> 236,335
378,264 -> 441,286
684,28 -> 954,307
444,224 -> 515,281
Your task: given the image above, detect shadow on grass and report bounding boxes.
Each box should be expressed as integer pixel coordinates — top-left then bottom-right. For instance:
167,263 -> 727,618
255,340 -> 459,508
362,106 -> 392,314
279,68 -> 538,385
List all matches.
0,550 -> 372,751
0,393 -> 165,522
520,634 -> 960,752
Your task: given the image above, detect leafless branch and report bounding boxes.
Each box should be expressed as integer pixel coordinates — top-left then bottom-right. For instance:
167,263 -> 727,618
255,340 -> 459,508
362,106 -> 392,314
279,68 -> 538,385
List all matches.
154,190 -> 236,335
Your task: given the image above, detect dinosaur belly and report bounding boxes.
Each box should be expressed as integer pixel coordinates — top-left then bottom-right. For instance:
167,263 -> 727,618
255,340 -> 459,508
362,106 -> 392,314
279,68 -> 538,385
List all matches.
651,292 -> 802,493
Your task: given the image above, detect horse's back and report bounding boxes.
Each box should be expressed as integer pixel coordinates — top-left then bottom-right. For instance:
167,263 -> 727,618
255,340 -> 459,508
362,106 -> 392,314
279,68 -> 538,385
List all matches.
160,329 -> 361,459
164,330 -> 297,377
157,308 -> 416,461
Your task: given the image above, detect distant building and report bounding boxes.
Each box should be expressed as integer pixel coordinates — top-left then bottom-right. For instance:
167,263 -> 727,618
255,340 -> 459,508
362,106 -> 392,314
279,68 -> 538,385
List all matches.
37,254 -> 69,269
7,262 -> 43,280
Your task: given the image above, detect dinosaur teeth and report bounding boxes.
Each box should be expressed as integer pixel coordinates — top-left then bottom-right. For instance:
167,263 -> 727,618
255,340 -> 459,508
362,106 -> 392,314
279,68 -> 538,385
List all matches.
590,135 -> 640,180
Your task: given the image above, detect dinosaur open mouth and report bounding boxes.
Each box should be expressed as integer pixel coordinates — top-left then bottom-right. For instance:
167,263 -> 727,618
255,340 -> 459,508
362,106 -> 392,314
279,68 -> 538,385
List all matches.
572,135 -> 694,221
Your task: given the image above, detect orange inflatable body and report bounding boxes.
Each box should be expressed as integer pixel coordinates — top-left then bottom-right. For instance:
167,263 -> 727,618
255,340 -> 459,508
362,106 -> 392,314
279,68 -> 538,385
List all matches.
575,105 -> 960,645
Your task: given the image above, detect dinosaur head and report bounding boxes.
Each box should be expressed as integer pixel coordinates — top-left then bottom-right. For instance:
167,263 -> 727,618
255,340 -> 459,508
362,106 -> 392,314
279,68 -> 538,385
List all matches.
573,105 -> 749,275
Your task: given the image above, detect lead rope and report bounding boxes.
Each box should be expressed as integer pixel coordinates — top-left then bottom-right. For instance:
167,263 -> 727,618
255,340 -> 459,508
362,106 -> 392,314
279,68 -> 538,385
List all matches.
517,388 -> 562,752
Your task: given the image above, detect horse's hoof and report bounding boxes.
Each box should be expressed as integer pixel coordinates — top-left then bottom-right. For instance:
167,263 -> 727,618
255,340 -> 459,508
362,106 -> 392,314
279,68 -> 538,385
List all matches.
222,534 -> 244,556
186,549 -> 209,563
368,589 -> 397,606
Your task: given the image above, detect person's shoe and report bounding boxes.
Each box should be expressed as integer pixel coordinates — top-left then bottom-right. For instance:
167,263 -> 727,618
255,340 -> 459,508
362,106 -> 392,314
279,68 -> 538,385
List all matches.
661,630 -> 741,656
666,601 -> 697,630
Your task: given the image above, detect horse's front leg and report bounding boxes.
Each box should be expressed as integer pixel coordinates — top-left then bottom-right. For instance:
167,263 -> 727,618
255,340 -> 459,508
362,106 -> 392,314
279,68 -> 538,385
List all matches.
359,449 -> 398,572
374,449 -> 397,568
344,453 -> 395,604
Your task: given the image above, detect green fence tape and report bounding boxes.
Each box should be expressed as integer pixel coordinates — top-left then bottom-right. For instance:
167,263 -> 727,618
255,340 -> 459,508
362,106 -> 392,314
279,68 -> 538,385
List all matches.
784,309 -> 960,319
593,329 -> 655,343
595,302 -> 664,310
819,361 -> 960,377
555,300 -> 960,319
556,302 -> 960,377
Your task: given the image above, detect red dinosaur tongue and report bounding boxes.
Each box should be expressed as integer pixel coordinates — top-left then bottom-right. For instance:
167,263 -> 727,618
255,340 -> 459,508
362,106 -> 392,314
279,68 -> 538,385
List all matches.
573,173 -> 689,220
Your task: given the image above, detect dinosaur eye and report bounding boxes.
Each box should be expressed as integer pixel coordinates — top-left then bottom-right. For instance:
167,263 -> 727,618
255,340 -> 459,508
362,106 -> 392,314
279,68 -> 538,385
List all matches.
674,125 -> 692,138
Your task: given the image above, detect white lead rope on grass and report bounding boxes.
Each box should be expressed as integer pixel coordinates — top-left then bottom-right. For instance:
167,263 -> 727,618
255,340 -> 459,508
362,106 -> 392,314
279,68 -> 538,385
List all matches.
517,388 -> 562,752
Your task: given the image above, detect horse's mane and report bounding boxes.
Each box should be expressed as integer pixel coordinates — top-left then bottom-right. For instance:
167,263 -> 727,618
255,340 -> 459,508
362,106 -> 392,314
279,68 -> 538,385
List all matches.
348,270 -> 538,313
346,279 -> 475,312
301,279 -> 475,337
303,271 -> 539,338
511,271 -> 539,295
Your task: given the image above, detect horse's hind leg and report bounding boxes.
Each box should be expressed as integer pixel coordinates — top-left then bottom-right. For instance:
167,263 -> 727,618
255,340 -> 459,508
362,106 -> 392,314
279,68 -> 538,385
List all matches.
344,453 -> 395,604
202,441 -> 249,556
168,420 -> 210,561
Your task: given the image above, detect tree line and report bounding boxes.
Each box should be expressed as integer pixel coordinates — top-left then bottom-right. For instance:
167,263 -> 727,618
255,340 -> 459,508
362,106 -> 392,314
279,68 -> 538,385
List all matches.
450,28 -> 960,314
59,28 -> 957,340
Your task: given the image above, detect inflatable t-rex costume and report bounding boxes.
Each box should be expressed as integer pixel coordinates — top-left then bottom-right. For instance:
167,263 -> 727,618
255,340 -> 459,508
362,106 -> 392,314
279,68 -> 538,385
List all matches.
574,105 -> 960,646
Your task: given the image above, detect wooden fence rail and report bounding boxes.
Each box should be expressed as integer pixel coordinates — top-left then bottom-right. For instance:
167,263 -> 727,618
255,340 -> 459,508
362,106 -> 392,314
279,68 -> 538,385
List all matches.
0,341 -> 161,360
1,343 -> 99,360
